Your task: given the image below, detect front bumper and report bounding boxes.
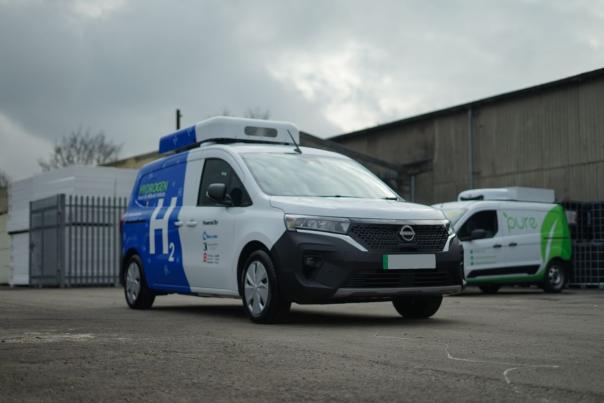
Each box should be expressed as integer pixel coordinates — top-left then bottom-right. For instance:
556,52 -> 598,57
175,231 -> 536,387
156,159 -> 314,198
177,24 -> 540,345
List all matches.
333,285 -> 463,299
270,230 -> 464,304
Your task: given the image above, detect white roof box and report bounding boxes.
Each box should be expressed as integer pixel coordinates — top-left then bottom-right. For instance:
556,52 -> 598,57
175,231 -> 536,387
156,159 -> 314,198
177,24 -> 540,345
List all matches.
458,187 -> 555,203
159,116 -> 299,153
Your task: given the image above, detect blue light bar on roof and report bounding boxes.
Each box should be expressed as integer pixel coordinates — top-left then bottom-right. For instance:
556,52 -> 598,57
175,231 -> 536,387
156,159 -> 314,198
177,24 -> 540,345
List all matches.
159,126 -> 196,154
158,116 -> 300,154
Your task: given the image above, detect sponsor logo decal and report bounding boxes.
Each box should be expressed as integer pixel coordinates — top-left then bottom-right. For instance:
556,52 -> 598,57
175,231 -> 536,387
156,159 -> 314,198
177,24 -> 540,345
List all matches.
202,231 -> 218,240
202,231 -> 220,264
149,197 -> 177,259
502,212 -> 538,231
540,205 -> 571,263
468,249 -> 497,266
138,181 -> 169,200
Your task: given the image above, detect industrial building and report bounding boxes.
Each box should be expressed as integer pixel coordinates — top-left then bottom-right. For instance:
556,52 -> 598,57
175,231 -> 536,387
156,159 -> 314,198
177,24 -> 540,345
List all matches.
330,67 -> 604,204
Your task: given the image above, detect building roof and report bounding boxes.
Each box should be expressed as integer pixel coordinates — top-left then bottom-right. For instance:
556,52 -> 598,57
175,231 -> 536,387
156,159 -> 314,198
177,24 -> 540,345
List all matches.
331,66 -> 604,141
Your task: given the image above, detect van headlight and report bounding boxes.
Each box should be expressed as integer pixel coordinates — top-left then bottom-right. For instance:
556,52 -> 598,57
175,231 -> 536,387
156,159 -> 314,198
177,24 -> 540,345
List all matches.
447,222 -> 456,236
284,215 -> 350,234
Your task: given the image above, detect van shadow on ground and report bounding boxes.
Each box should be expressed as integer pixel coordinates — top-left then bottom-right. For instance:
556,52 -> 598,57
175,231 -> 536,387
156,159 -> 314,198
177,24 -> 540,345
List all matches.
151,303 -> 463,328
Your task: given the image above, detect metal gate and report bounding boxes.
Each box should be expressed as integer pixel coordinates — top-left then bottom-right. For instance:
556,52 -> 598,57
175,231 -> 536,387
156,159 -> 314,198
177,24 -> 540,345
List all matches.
29,195 -> 65,286
562,201 -> 604,287
29,194 -> 127,287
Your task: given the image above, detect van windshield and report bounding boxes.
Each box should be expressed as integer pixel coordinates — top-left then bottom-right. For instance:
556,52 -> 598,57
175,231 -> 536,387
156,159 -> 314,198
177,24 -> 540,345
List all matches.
242,153 -> 399,199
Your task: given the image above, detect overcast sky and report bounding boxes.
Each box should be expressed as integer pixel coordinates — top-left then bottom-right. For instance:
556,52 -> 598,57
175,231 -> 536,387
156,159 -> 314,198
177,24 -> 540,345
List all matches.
1,0 -> 603,180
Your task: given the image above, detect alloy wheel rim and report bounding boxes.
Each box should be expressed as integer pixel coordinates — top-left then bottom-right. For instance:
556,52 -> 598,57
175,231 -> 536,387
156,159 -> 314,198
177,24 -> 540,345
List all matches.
126,263 -> 141,304
548,265 -> 563,287
244,261 -> 270,317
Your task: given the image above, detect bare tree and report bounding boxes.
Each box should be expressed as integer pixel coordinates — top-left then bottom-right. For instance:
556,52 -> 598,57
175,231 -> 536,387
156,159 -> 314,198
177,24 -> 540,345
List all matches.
38,128 -> 122,171
0,169 -> 9,187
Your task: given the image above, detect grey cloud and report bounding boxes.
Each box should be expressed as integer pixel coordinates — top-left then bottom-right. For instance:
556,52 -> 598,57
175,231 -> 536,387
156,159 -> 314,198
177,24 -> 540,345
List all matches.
0,0 -> 603,179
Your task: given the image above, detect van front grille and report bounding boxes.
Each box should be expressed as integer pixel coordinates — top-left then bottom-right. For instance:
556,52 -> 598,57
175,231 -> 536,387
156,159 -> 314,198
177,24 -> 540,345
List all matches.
348,223 -> 449,252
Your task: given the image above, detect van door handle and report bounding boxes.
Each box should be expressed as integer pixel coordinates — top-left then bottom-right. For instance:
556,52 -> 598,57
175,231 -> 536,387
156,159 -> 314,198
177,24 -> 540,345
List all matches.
509,242 -> 518,247
186,220 -> 198,227
493,244 -> 502,248
174,220 -> 184,227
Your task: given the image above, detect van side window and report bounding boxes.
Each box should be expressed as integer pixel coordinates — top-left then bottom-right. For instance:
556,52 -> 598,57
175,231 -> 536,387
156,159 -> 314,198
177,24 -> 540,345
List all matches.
458,210 -> 498,240
197,159 -> 252,207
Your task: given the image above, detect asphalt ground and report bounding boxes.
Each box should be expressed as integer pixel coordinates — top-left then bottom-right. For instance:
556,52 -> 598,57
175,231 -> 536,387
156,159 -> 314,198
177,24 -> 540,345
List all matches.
1,286 -> 603,402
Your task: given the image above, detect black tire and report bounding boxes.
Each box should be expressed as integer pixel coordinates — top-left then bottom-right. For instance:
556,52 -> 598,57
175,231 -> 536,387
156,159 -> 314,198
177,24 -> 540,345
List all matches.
542,261 -> 566,293
479,285 -> 501,294
392,295 -> 443,319
240,250 -> 291,324
123,255 -> 155,309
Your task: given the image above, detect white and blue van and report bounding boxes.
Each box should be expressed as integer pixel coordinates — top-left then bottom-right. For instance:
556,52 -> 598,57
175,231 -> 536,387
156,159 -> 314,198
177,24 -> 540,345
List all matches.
121,117 -> 464,323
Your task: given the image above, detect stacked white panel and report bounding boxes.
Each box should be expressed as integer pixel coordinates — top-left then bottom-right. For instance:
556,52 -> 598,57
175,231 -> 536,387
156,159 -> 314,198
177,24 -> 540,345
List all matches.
7,165 -> 137,233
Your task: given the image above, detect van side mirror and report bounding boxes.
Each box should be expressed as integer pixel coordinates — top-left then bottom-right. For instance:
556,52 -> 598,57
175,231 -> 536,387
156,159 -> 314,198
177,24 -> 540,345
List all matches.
207,183 -> 231,206
470,229 -> 488,240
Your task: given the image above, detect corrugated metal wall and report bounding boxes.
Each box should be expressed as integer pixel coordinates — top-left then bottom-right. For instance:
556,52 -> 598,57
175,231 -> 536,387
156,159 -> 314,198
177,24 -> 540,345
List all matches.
335,74 -> 604,204
432,113 -> 469,203
0,214 -> 9,284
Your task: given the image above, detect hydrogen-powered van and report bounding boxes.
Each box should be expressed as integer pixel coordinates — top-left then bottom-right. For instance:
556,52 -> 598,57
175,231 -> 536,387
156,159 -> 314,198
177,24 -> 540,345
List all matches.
121,117 -> 464,323
433,187 -> 572,294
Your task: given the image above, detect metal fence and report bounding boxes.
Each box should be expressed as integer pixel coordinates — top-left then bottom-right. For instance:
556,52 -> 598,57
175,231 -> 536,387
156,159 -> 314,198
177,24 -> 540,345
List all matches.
29,194 -> 127,287
562,201 -> 604,287
27,195 -> 604,287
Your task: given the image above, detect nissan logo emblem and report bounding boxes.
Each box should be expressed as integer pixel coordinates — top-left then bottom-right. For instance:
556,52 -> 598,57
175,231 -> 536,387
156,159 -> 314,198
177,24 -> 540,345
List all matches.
400,225 -> 415,242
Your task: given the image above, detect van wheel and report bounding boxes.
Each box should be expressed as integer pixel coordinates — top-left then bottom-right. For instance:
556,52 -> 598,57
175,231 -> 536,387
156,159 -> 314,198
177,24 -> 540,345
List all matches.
479,285 -> 501,294
241,250 -> 291,324
542,261 -> 566,293
124,255 -> 155,309
392,295 -> 442,319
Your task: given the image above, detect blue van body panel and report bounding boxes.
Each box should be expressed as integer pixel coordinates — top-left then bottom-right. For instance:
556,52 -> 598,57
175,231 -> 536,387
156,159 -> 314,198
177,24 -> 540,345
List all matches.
122,152 -> 191,293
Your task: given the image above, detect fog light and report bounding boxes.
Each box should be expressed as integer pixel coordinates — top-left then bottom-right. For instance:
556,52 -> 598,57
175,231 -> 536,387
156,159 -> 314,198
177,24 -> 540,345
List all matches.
303,255 -> 322,269
302,253 -> 323,279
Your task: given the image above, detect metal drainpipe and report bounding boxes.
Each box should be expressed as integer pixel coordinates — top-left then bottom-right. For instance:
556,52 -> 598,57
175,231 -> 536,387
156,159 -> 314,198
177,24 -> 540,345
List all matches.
468,107 -> 474,189
407,174 -> 416,202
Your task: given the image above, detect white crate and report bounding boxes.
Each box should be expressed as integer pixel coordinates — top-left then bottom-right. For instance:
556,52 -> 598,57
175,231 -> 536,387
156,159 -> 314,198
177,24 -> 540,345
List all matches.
7,166 -> 136,233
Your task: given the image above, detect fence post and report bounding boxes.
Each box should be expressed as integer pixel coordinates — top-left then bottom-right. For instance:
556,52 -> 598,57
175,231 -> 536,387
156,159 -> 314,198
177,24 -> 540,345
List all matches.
58,194 -> 66,288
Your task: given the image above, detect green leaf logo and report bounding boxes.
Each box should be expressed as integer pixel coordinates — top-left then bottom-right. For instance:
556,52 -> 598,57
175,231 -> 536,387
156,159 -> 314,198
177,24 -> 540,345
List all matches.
540,205 -> 571,263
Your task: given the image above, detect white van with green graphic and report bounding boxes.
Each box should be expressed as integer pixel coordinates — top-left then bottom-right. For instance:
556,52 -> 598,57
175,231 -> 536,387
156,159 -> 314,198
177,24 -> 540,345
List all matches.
433,187 -> 572,293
